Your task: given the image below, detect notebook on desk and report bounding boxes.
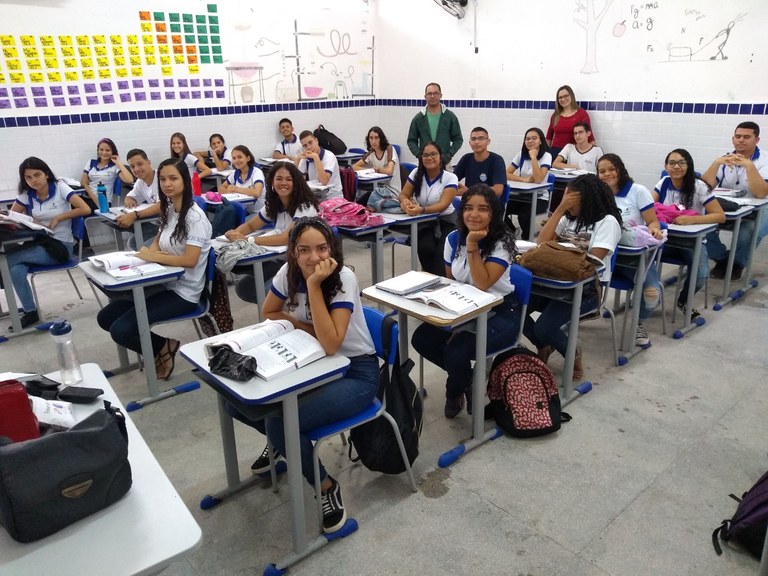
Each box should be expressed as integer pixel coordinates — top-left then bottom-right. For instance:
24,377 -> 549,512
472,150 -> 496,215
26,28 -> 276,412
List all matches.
376,270 -> 442,296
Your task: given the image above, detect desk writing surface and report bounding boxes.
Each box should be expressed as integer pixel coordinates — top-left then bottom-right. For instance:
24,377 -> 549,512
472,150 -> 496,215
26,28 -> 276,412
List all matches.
0,364 -> 202,576
506,181 -> 550,190
79,260 -> 184,289
666,222 -> 719,236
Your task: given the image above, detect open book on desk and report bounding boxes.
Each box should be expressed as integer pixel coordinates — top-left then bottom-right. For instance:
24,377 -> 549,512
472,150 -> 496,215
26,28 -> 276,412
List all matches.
550,168 -> 589,177
89,251 -> 165,278
0,210 -> 53,234
205,319 -> 326,381
404,281 -> 497,316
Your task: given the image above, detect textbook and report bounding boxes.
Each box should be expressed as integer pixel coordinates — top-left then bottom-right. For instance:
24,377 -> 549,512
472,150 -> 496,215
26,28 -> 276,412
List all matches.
404,282 -> 497,316
205,320 -> 326,381
0,210 -> 53,234
376,270 -> 442,296
90,251 -> 146,271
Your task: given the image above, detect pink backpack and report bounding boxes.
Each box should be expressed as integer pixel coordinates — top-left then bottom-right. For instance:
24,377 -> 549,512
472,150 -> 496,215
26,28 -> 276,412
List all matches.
319,198 -> 385,228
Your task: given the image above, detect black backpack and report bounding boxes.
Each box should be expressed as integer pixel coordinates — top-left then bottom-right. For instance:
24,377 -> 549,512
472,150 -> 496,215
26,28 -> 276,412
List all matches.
313,124 -> 347,156
486,347 -> 571,437
712,470 -> 768,559
349,340 -> 423,474
211,198 -> 241,238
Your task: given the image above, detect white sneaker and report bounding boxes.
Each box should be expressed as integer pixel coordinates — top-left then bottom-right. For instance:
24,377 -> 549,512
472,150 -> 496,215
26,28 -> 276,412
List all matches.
635,322 -> 650,347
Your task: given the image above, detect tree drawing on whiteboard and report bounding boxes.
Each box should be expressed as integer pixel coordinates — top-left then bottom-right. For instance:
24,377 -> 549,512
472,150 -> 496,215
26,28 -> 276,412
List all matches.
573,0 -> 614,74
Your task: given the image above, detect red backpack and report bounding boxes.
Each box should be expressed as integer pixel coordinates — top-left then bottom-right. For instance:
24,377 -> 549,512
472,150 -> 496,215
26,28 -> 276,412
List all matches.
340,166 -> 358,202
319,198 -> 385,228
487,347 -> 570,437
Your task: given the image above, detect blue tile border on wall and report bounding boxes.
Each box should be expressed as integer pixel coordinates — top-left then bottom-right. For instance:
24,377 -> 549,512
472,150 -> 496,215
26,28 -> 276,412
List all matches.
1,98 -> 767,129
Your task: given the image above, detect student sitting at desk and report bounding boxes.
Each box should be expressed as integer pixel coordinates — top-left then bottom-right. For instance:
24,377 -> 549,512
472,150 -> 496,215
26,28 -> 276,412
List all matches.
453,126 -> 507,198
233,217 -> 379,534
272,118 -> 304,162
194,133 -> 232,172
170,132 -> 211,180
114,149 -> 161,249
297,130 -> 343,199
5,157 -> 91,329
553,122 -> 604,173
505,127 -> 552,240
80,137 -> 134,209
411,184 -> 519,418
652,149 -> 725,319
598,153 -> 663,347
700,121 -> 768,281
219,145 -> 265,215
523,174 -> 622,382
224,162 -> 319,303
352,126 -> 401,203
97,158 -> 212,381
399,141 -> 458,276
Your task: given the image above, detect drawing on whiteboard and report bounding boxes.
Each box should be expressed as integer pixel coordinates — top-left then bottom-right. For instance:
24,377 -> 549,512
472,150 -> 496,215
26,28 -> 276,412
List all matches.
317,29 -> 358,58
573,0 -> 615,74
320,62 -> 354,99
663,13 -> 746,63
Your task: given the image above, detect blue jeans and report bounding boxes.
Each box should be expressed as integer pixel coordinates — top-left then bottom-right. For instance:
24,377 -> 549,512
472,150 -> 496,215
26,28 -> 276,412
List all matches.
523,282 -> 599,356
264,354 -> 379,485
96,289 -> 196,355
663,243 -> 709,305
706,214 -> 768,267
613,261 -> 661,320
417,217 -> 456,276
6,241 -> 74,312
412,305 -> 521,399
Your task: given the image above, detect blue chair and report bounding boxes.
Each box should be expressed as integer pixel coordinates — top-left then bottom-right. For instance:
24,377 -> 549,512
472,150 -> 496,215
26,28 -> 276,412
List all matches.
347,147 -> 367,155
192,195 -> 207,212
392,144 -> 401,158
150,249 -> 220,338
307,307 -> 418,529
401,162 -> 417,174
29,216 -> 103,315
112,179 -> 123,207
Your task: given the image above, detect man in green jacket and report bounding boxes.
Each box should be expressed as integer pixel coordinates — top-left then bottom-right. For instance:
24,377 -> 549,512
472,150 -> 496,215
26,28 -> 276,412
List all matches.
407,82 -> 463,166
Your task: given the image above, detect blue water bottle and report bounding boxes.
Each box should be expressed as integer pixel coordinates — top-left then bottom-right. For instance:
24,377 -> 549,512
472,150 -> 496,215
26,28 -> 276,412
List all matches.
96,181 -> 109,213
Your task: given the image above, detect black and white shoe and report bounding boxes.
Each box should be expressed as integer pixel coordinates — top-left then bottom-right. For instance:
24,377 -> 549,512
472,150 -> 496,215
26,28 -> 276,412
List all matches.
250,445 -> 285,474
321,476 -> 347,534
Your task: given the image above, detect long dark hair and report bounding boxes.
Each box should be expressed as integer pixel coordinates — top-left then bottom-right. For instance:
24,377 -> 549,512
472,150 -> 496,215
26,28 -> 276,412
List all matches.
169,132 -> 192,158
665,148 -> 704,209
157,158 -> 194,244
285,217 -> 344,311
96,137 -> 118,157
457,184 -> 517,260
231,144 -> 256,171
598,153 -> 631,191
413,141 -> 443,199
18,157 -> 56,194
564,174 -> 623,232
553,85 -> 577,125
263,162 -> 319,221
365,126 -> 390,152
519,127 -> 550,162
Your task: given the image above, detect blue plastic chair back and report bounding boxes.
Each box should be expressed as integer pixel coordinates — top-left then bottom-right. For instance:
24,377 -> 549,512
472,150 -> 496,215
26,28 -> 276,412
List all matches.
452,196 -> 461,211
392,144 -> 401,158
509,263 -> 532,306
114,179 -> 123,202
205,248 -> 217,283
230,199 -> 247,225
362,306 -> 398,366
71,216 -> 85,241
546,172 -> 556,192
192,196 -> 207,211
401,162 -> 417,175
348,147 -> 367,155
500,183 -> 510,205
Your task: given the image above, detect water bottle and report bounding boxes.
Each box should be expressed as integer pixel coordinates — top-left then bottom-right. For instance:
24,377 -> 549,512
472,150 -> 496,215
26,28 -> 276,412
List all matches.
96,181 -> 109,213
192,171 -> 202,196
50,320 -> 83,385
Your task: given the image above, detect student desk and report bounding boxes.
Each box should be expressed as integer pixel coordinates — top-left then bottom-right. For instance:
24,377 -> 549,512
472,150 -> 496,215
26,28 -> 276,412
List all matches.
179,338 -> 350,574
361,283 -> 503,467
0,230 -> 40,337
202,192 -> 257,207
336,217 -> 395,285
382,212 -> 440,273
712,195 -> 768,310
506,180 -> 552,241
203,168 -> 234,189
356,172 -> 392,184
0,363 -> 202,576
530,270 -> 604,405
78,260 -> 185,407
220,244 -> 286,321
335,152 -> 364,166
94,208 -> 160,250
664,222 -> 719,338
548,169 -> 585,214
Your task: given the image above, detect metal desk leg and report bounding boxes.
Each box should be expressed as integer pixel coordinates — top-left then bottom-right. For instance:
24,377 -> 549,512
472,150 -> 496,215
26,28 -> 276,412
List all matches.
560,283 -> 584,406
528,191 -> 538,242
283,394 -> 307,553
674,236 -> 706,338
409,222 -> 419,270
715,208 -> 763,310
438,312 -> 503,468
134,219 -> 145,248
131,285 -> 159,397
720,217 -> 742,301
253,261 -> 266,323
0,252 -> 23,335
371,230 -> 384,285
397,310 -> 410,363
622,251 -> 647,362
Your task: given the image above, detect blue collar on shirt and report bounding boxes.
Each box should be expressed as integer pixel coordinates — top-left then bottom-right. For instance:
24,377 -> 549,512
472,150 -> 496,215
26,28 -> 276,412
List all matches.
282,134 -> 298,144
306,149 -> 326,164
26,182 -> 57,206
615,180 -> 634,198
424,170 -> 444,187
234,166 -> 254,183
89,159 -> 115,170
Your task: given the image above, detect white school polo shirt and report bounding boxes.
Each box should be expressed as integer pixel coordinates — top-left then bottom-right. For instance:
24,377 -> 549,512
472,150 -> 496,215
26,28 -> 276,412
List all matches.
298,149 -> 343,199
274,135 -> 303,158
510,151 -> 553,200
557,144 -> 604,173
226,166 -> 266,213
208,147 -> 233,166
555,214 -> 621,282
83,160 -> 120,202
361,146 -> 401,190
654,176 -> 716,215
270,264 -> 375,358
257,202 -> 318,233
714,147 -> 768,196
443,230 -> 513,298
126,171 -> 159,205
407,168 -> 458,217
181,153 -> 201,177
613,181 -> 655,228
15,181 -> 76,244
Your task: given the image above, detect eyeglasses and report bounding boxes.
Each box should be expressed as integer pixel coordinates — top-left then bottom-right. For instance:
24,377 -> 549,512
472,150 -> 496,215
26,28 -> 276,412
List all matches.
666,160 -> 688,167
469,136 -> 488,142
524,136 -> 539,142
557,94 -> 570,100
422,152 -> 439,159
425,91 -> 441,97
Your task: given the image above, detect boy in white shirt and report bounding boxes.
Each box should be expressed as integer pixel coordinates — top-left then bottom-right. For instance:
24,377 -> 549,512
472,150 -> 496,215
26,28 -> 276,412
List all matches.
553,122 -> 604,173
272,118 -> 303,162
297,130 -> 343,199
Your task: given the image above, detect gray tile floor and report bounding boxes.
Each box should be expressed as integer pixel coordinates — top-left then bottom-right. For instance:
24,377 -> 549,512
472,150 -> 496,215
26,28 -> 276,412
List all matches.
2,235 -> 766,576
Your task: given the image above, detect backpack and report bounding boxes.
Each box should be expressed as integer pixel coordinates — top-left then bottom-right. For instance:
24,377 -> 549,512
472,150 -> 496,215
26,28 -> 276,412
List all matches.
518,240 -> 597,281
319,198 -> 385,228
712,470 -> 768,559
313,124 -> 347,155
486,347 -> 571,437
211,198 -> 241,238
340,166 -> 358,202
349,348 -> 423,474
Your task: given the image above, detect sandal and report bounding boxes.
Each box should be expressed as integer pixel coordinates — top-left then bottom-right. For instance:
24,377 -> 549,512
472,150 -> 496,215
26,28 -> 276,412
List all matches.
155,338 -> 180,381
537,345 -> 554,364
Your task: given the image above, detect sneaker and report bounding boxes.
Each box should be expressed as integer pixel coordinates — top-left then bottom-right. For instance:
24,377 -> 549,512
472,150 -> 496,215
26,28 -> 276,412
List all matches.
731,264 -> 744,280
8,310 -> 40,332
444,395 -> 465,419
710,259 -> 728,279
250,445 -> 285,474
677,301 -> 700,320
635,322 -> 650,347
321,476 -> 347,534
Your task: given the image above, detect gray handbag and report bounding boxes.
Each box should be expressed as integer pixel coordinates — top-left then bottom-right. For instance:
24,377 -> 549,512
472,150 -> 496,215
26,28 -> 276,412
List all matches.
0,401 -> 132,543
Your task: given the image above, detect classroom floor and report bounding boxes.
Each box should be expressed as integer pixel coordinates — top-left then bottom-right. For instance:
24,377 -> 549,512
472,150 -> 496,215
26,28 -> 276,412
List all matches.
2,234 -> 767,576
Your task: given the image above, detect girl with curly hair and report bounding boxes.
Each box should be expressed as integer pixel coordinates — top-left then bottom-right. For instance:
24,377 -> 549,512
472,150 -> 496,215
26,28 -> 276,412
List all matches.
523,174 -> 622,382
411,184 -> 520,418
